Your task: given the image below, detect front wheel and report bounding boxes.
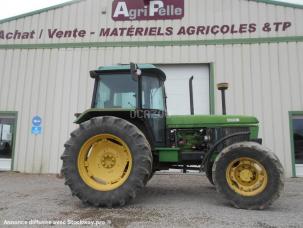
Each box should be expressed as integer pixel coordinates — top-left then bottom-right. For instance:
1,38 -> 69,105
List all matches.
213,142 -> 284,210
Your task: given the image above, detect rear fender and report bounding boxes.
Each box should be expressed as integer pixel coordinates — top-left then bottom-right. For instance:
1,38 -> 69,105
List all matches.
74,109 -> 134,124
74,109 -> 155,148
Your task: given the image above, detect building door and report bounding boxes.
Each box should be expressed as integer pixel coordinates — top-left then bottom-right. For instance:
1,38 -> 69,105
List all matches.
290,113 -> 303,177
0,113 -> 17,171
156,64 -> 210,115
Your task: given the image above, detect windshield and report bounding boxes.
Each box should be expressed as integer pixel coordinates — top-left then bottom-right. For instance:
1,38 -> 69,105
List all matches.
95,74 -> 138,109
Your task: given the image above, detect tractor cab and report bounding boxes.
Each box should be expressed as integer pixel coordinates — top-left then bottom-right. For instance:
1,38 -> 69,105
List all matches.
90,64 -> 166,111
88,64 -> 167,146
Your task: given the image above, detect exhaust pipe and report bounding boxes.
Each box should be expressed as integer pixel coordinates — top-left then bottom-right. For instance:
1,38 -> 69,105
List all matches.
217,83 -> 229,115
189,76 -> 194,115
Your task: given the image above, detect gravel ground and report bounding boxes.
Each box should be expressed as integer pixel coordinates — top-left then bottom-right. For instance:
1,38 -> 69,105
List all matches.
0,172 -> 303,228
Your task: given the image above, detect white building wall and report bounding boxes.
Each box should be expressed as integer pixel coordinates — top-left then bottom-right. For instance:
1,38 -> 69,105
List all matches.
0,0 -> 302,175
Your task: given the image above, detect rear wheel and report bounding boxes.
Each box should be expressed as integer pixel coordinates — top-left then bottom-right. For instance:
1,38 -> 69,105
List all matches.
61,116 -> 152,207
213,142 -> 284,210
77,133 -> 133,191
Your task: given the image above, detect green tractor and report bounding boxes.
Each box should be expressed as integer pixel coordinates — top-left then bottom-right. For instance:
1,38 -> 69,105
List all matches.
61,63 -> 284,209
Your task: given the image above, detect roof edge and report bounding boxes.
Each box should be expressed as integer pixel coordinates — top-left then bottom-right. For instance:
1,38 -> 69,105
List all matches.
0,0 -> 84,25
0,0 -> 302,25
253,0 -> 303,9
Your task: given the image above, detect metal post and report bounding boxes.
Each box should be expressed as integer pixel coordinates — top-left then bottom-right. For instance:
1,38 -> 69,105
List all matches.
189,76 -> 194,115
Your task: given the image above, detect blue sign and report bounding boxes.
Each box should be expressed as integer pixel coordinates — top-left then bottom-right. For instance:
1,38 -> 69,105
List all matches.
32,126 -> 42,135
32,116 -> 42,127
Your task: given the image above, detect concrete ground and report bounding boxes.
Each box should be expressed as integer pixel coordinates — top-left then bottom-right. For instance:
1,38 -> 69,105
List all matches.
0,172 -> 303,228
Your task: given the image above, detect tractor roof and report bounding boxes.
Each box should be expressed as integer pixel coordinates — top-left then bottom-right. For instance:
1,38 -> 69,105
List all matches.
90,64 -> 166,81
98,64 -> 156,71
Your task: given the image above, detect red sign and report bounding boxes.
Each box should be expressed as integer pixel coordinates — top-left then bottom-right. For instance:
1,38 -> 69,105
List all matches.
112,0 -> 184,21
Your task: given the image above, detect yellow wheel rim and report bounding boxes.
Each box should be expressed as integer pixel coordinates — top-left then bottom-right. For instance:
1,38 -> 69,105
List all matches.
226,157 -> 268,196
77,134 -> 132,191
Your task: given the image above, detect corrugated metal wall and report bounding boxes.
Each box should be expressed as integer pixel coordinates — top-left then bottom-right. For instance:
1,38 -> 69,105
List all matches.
0,0 -> 302,176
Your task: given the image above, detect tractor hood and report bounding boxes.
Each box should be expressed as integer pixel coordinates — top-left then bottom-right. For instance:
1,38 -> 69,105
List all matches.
166,115 -> 259,128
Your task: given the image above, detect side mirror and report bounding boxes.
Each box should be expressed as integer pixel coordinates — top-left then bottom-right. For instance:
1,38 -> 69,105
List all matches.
130,62 -> 142,81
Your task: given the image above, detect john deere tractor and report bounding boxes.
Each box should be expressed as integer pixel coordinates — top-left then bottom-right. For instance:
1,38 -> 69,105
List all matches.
61,63 -> 284,209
